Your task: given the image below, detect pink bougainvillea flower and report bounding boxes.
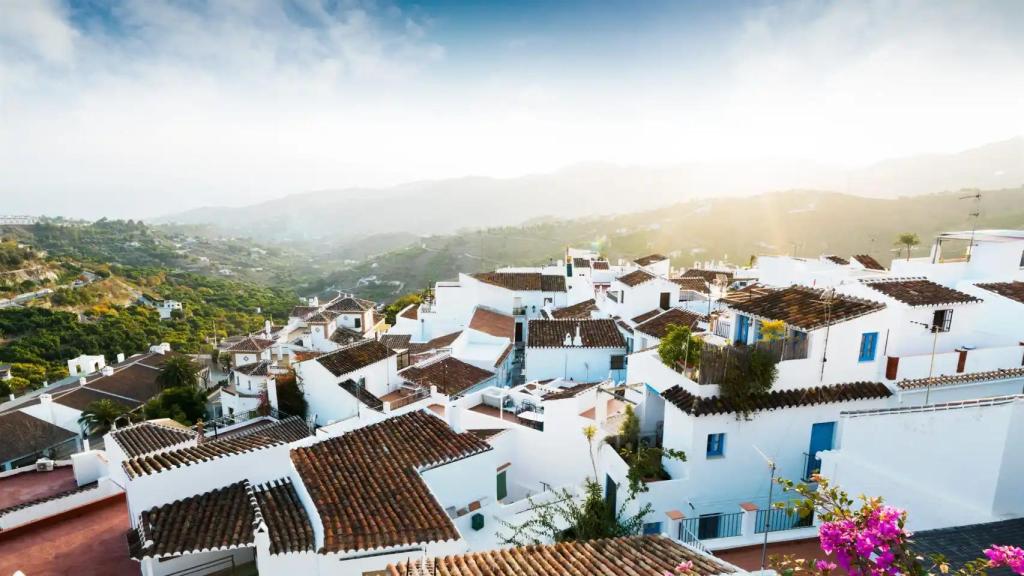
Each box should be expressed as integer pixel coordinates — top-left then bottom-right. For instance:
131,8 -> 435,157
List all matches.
984,545 -> 1024,575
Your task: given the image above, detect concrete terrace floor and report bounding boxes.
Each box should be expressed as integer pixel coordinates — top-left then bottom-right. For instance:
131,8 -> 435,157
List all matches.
0,494 -> 136,576
0,467 -> 78,510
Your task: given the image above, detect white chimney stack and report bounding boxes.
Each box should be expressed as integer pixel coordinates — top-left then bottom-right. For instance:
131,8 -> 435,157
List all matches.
563,333 -> 572,346
40,393 -> 56,424
8,393 -> 14,402
573,325 -> 583,347
116,353 -> 125,363
79,377 -> 87,387
264,320 -> 272,338
101,365 -> 114,376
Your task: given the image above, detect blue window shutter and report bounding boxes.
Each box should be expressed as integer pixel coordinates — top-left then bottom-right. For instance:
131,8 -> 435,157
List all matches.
859,332 -> 878,362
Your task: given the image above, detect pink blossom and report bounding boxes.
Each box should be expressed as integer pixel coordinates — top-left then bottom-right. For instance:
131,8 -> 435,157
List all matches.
984,545 -> 1024,575
815,560 -> 837,571
676,561 -> 695,573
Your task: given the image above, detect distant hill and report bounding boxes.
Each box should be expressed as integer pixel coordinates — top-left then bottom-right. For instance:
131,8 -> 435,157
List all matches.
307,187 -> 1024,301
156,137 -> 1024,242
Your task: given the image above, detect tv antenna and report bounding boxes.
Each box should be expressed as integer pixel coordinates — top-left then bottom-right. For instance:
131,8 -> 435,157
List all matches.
959,191 -> 982,260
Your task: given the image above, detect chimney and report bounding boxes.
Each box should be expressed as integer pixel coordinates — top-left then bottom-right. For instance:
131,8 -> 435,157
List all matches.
42,381 -> 48,388
116,352 -> 125,364
573,325 -> 583,347
79,377 -> 87,387
8,393 -> 14,402
40,393 -> 55,424
563,332 -> 572,346
195,419 -> 204,443
101,365 -> 114,377
264,320 -> 272,338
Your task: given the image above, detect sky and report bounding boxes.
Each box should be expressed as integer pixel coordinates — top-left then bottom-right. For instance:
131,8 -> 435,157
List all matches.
1,0 -> 1023,219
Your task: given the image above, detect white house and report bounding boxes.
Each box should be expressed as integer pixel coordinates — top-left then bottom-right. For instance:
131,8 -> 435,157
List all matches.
155,299 -> 183,320
295,339 -> 400,426
525,319 -> 627,383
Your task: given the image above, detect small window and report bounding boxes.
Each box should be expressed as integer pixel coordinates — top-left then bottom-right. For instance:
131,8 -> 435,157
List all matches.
643,521 -> 663,535
932,309 -> 953,333
1019,250 -> 1024,268
706,433 -> 725,457
354,317 -> 362,329
611,355 -> 625,370
858,332 -> 878,362
397,351 -> 410,370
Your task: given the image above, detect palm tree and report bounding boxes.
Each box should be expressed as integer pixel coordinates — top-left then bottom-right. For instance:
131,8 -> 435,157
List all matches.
78,399 -> 130,437
896,233 -> 920,261
156,355 -> 200,390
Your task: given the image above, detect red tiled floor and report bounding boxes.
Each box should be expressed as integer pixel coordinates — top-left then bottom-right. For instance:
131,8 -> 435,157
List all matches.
0,495 -> 136,576
715,537 -> 828,572
0,467 -> 77,510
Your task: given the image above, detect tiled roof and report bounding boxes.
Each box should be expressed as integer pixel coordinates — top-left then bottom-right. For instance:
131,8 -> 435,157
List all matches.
634,308 -> 704,339
306,310 -> 340,324
110,422 -> 196,458
543,381 -> 599,401
852,254 -> 886,271
682,268 -> 735,283
662,381 -> 892,416
471,272 -> 567,292
912,518 -> 1024,576
289,306 -> 318,319
718,283 -> 777,306
408,331 -> 462,355
84,362 -> 165,404
494,343 -> 514,367
551,298 -> 599,319
572,257 -> 591,269
51,386 -> 144,412
379,334 -> 413,350
227,337 -> 275,353
338,379 -> 385,411
976,281 -> 1024,304
469,307 -> 515,339
326,296 -> 376,313
631,309 -> 662,324
399,304 -> 420,320
861,278 -> 981,307
316,340 -> 395,377
728,285 -> 885,331
824,255 -> 850,265
233,361 -> 272,377
254,479 -> 316,555
527,319 -> 626,349
0,411 -> 77,464
131,481 -> 257,559
388,535 -> 736,576
290,410 -> 492,553
329,326 -> 365,346
617,269 -> 656,287
215,416 -> 312,444
401,357 -> 494,396
672,277 -> 710,294
122,434 -> 284,478
634,254 -> 667,266
592,260 -> 610,270
897,367 -> 1024,390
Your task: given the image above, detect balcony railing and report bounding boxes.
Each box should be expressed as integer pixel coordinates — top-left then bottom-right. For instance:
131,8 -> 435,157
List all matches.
755,507 -> 814,534
681,511 -> 743,540
387,387 -> 430,411
512,306 -> 527,316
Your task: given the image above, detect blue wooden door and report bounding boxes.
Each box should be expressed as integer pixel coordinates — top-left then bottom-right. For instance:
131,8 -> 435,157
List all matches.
805,422 -> 836,479
735,315 -> 750,344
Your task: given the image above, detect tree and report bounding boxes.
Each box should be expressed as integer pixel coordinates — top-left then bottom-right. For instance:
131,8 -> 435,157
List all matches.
719,347 -> 778,419
896,232 -> 920,261
274,372 -> 307,417
78,399 -> 131,436
610,405 -> 686,494
500,425 -> 653,546
760,320 -> 786,342
143,386 -> 207,424
156,355 -> 200,390
658,324 -> 702,370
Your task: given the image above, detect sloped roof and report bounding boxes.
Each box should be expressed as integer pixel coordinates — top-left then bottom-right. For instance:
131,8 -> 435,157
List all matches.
824,255 -> 850,265
527,319 -> 626,349
227,337 -> 274,353
592,260 -> 610,270
254,479 -> 316,555
975,281 -> 1024,304
912,518 -> 1024,576
728,285 -> 885,331
316,340 -> 395,377
388,535 -> 736,576
110,421 -> 196,458
329,326 -> 365,346
852,254 -> 886,270
0,411 -> 77,464
399,304 -> 419,320
122,434 -> 285,478
861,278 -> 981,307
550,298 -> 598,319
634,308 -> 704,339
468,307 -> 515,339
572,257 -> 591,268
662,382 -> 892,417
233,361 -> 272,377
543,381 -> 600,401
401,357 -> 494,396
682,268 -> 735,283
634,254 -> 667,266
327,296 -> 376,313
338,379 -> 384,411
471,272 -> 566,292
290,410 -> 492,553
672,277 -> 710,294
213,416 -> 312,444
379,334 -> 413,350
897,367 -> 1024,390
631,309 -> 662,324
408,331 -> 462,355
617,269 -> 656,287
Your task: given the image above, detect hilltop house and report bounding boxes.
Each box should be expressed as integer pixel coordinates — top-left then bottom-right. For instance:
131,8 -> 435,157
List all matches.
525,319 -> 627,383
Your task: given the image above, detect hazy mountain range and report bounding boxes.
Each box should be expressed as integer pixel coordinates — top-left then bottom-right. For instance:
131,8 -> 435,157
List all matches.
156,137 -> 1024,242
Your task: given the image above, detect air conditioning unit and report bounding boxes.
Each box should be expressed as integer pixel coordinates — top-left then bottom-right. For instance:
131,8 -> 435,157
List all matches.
36,458 -> 55,472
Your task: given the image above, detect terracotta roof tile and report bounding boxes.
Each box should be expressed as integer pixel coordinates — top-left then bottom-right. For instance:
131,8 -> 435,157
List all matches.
316,340 -> 395,377
617,269 -> 656,287
254,479 -> 316,555
233,361 -> 272,377
110,422 -> 196,458
682,268 -> 735,283
672,277 -> 710,294
662,381 -> 892,416
527,319 -> 626,348
572,257 -> 591,269
634,308 -> 704,339
634,254 -> 667,266
399,304 -> 420,320
976,281 -> 1024,304
291,411 -> 492,553
326,296 -> 376,313
122,434 -> 284,478
471,272 -> 566,292
401,357 -> 494,396
592,260 -> 610,270
379,334 -> 413,350
214,416 -> 312,444
469,307 -> 515,339
728,285 -> 884,331
631,309 -> 661,324
718,283 -> 776,306
389,535 -> 736,576
227,337 -> 275,353
825,255 -> 850,265
897,367 -> 1024,390
551,299 -> 599,319
329,326 -> 366,346
289,306 -> 318,320
0,411 -> 77,464
408,331 -> 462,355
543,381 -> 600,400
862,278 -> 981,307
338,379 -> 385,411
852,254 -> 886,271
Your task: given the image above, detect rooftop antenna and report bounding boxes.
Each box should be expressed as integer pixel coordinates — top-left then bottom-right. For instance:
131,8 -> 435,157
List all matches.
752,444 -> 777,572
818,288 -> 835,383
959,191 -> 982,261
